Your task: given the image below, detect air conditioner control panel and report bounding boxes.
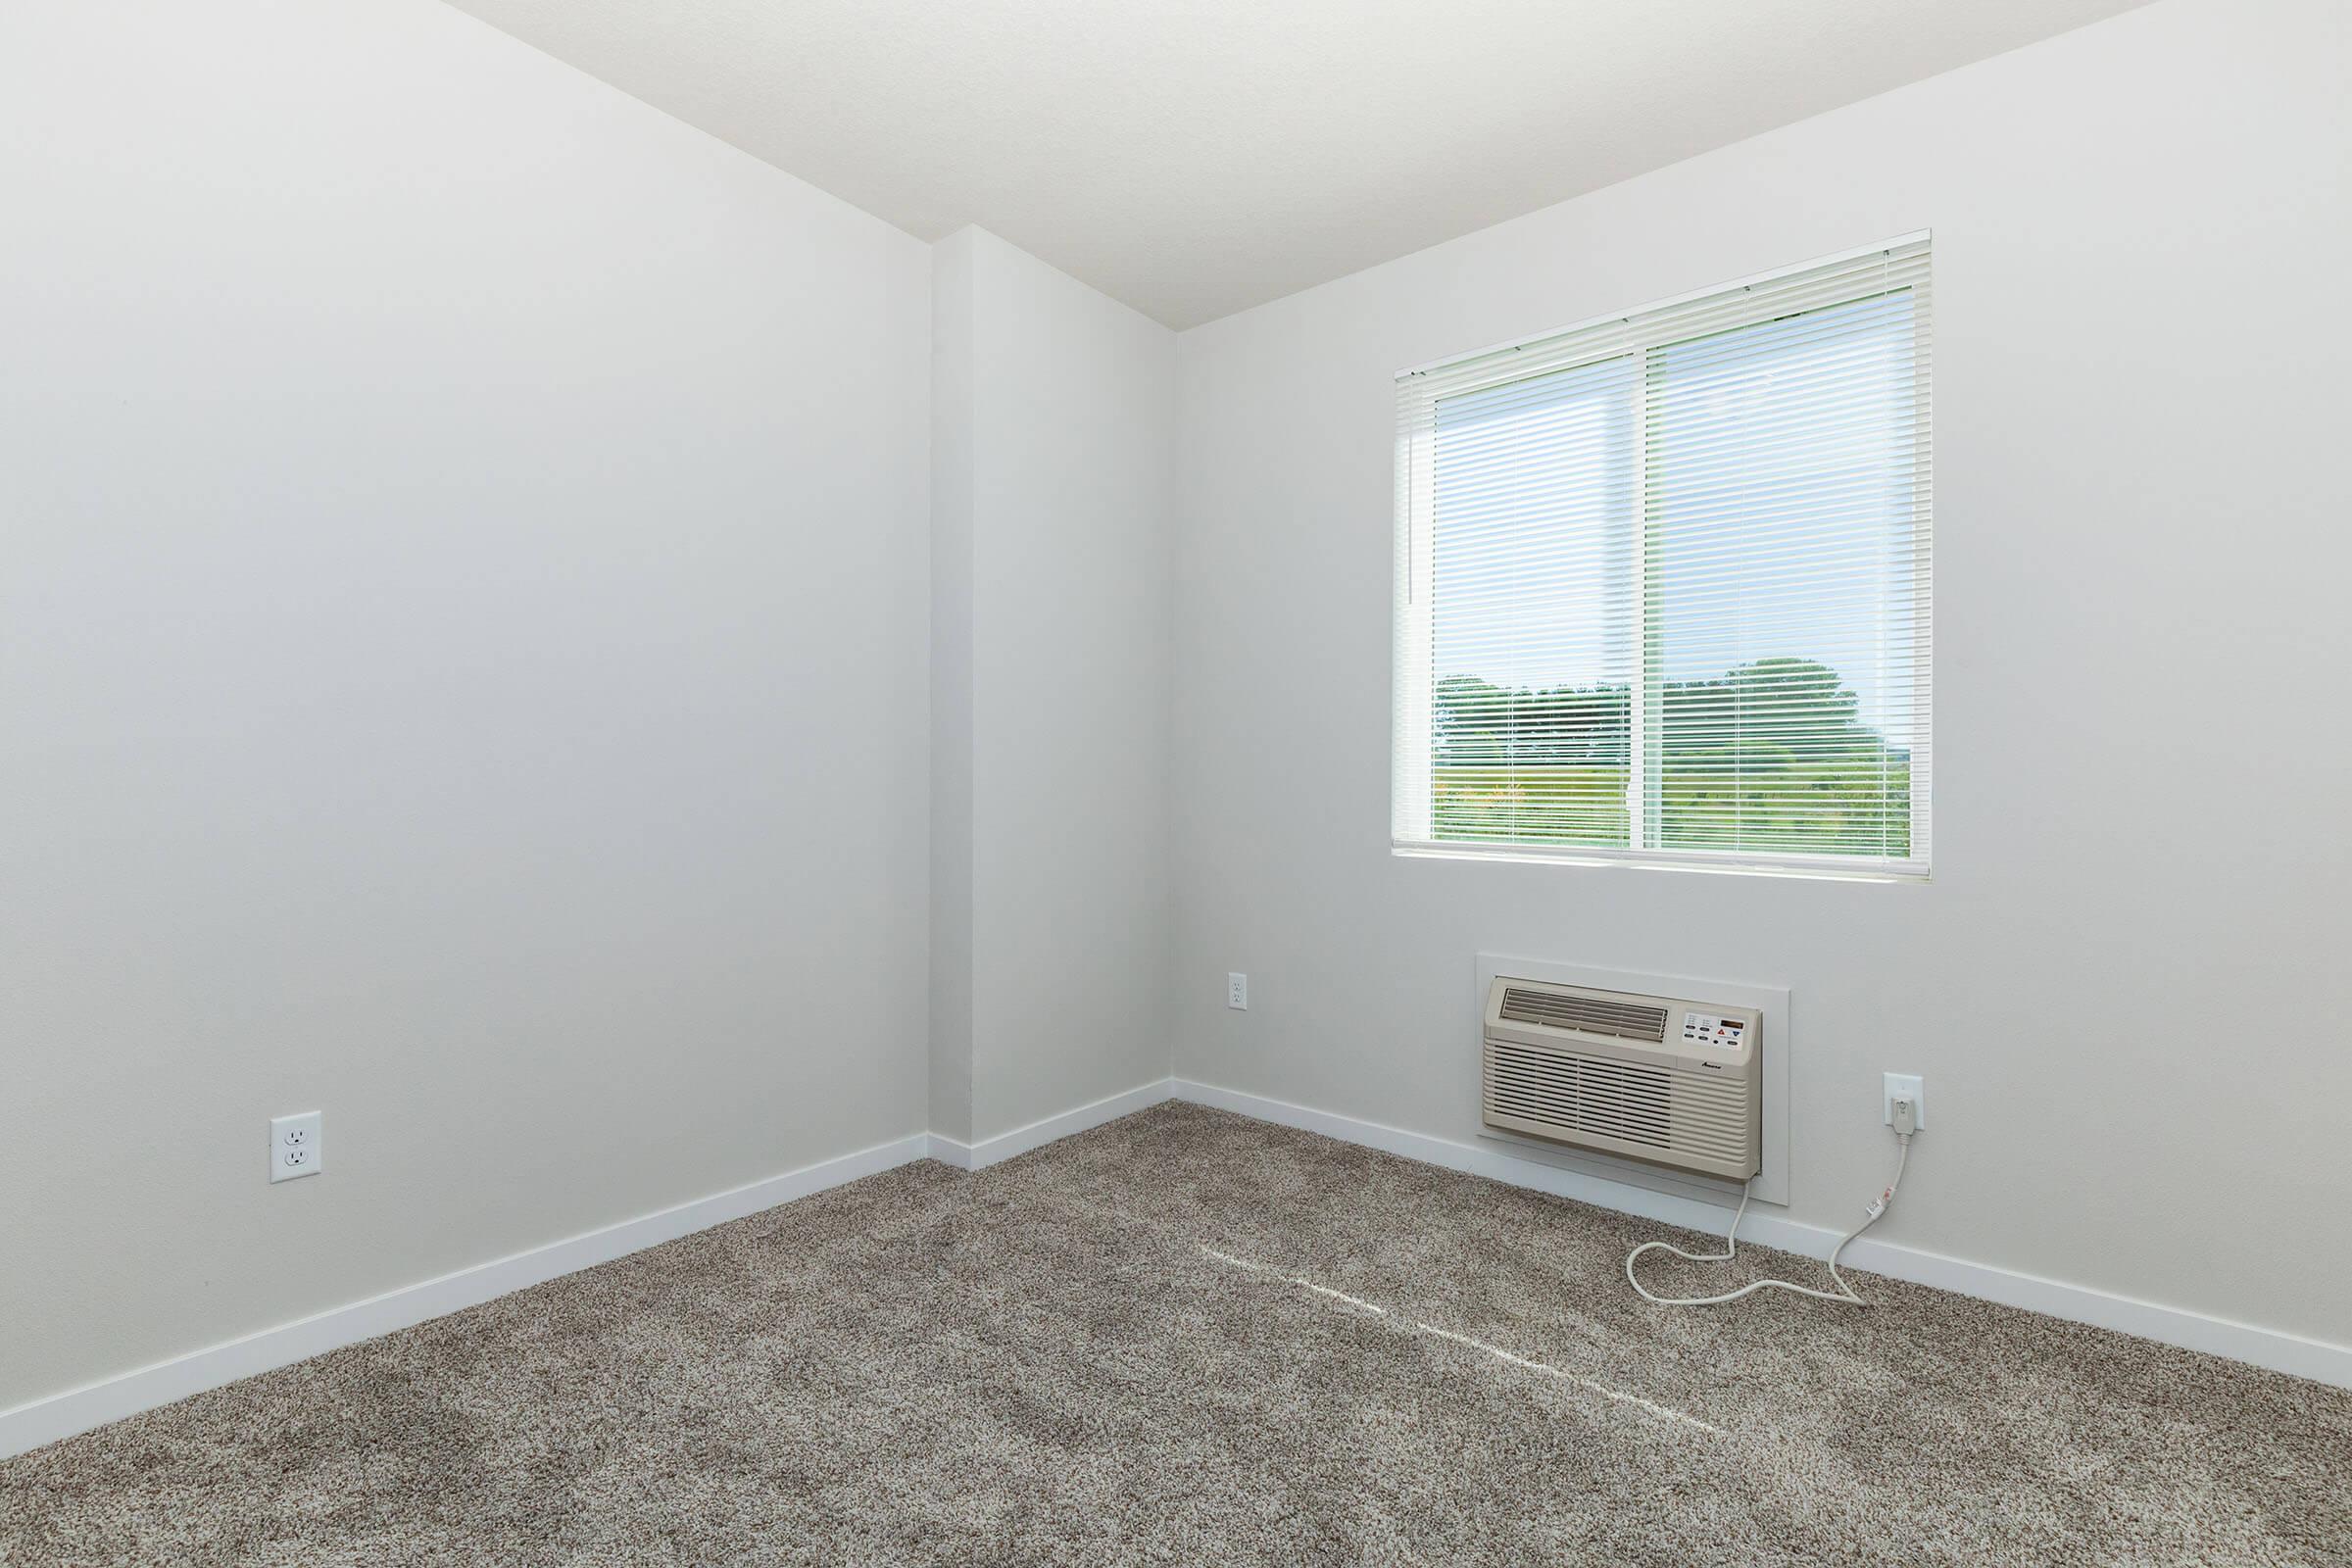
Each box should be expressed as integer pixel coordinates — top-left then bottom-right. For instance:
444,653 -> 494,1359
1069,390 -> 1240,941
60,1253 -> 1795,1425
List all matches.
1681,1011 -> 1749,1054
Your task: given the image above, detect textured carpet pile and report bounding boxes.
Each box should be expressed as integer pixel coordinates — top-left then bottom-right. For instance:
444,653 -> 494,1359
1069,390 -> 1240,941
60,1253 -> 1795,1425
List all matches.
3,1102 -> 2346,1565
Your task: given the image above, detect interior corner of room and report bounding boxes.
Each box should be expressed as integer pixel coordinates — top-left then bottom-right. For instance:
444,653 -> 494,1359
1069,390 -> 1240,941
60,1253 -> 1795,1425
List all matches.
3,0 -> 2347,1561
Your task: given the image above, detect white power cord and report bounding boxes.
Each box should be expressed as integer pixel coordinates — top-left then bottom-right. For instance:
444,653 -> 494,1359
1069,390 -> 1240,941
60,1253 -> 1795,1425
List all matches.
1626,1100 -> 1916,1308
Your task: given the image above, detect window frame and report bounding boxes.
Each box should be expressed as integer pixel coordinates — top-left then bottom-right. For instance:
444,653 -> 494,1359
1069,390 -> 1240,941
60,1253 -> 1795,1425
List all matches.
1392,235 -> 1933,882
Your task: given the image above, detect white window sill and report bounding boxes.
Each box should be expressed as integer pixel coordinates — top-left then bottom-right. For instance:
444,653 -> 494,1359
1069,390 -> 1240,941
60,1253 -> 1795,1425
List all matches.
1391,841 -> 1929,885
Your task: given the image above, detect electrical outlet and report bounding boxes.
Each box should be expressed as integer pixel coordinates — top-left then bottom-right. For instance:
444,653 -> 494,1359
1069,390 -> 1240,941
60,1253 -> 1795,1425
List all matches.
1226,972 -> 1248,1010
270,1111 -> 323,1183
1882,1073 -> 1925,1132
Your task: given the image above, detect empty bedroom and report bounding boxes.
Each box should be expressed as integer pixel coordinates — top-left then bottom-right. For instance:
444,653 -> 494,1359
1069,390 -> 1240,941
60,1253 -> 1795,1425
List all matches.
2,1 -> 2346,1562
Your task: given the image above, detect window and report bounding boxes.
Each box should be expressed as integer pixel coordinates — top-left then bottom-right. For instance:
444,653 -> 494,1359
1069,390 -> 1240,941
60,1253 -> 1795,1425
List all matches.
1393,237 -> 1931,878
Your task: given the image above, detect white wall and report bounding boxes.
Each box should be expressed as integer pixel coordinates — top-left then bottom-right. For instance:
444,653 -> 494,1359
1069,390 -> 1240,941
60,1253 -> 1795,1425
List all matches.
931,228 -> 1177,1147
0,0 -> 932,1411
1170,0 -> 2352,1346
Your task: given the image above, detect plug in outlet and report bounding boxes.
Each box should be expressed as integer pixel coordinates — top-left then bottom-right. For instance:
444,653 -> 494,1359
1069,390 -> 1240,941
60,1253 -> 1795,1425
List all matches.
270,1111 -> 323,1183
1226,972 -> 1248,1010
1882,1073 -> 1925,1132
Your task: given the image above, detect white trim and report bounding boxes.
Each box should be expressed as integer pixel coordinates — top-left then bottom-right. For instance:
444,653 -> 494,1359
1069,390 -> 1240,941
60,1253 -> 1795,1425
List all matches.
15,1068 -> 2340,1461
927,1078 -> 1176,1171
0,1131 -> 932,1460
2,1080 -> 1184,1461
1393,841 -> 1926,884
1171,1079 -> 2352,1391
1395,229 -> 1934,380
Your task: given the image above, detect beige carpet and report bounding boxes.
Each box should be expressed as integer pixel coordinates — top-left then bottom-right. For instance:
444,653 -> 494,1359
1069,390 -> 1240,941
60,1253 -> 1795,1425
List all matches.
3,1103 -> 2345,1566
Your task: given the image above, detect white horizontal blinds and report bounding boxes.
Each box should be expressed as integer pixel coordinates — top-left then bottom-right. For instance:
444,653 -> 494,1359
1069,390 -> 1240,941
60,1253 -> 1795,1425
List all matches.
1646,264 -> 1929,860
1426,355 -> 1637,847
1394,237 -> 1932,874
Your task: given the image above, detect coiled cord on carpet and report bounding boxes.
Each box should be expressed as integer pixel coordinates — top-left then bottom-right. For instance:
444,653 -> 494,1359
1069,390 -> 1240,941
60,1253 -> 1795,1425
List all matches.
1625,1131 -> 1912,1308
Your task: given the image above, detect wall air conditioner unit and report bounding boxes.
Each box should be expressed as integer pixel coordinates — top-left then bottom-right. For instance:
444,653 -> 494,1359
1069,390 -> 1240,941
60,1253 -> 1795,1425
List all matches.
1483,977 -> 1761,1181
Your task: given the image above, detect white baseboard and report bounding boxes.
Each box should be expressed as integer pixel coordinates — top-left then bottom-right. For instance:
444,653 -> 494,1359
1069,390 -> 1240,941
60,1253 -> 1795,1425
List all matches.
1172,1079 -> 2352,1391
15,1072 -> 2341,1462
927,1078 -> 1176,1171
0,1131 -> 932,1461
4,1080 -> 1182,1460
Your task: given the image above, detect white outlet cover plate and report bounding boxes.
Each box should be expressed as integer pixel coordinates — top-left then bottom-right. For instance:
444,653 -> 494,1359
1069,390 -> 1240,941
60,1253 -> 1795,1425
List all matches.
270,1110 -> 323,1183
1226,972 -> 1248,1009
1883,1073 -> 1926,1130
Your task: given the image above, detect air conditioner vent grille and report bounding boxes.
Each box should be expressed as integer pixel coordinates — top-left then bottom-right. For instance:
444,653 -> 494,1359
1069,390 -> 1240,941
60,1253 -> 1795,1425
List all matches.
1483,1041 -> 1756,1171
1484,1041 -> 1672,1149
1496,987 -> 1669,1042
1493,1063 -> 1667,1147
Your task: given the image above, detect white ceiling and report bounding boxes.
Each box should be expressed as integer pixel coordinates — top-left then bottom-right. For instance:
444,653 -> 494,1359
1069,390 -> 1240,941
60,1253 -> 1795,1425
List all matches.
439,0 -> 2147,328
